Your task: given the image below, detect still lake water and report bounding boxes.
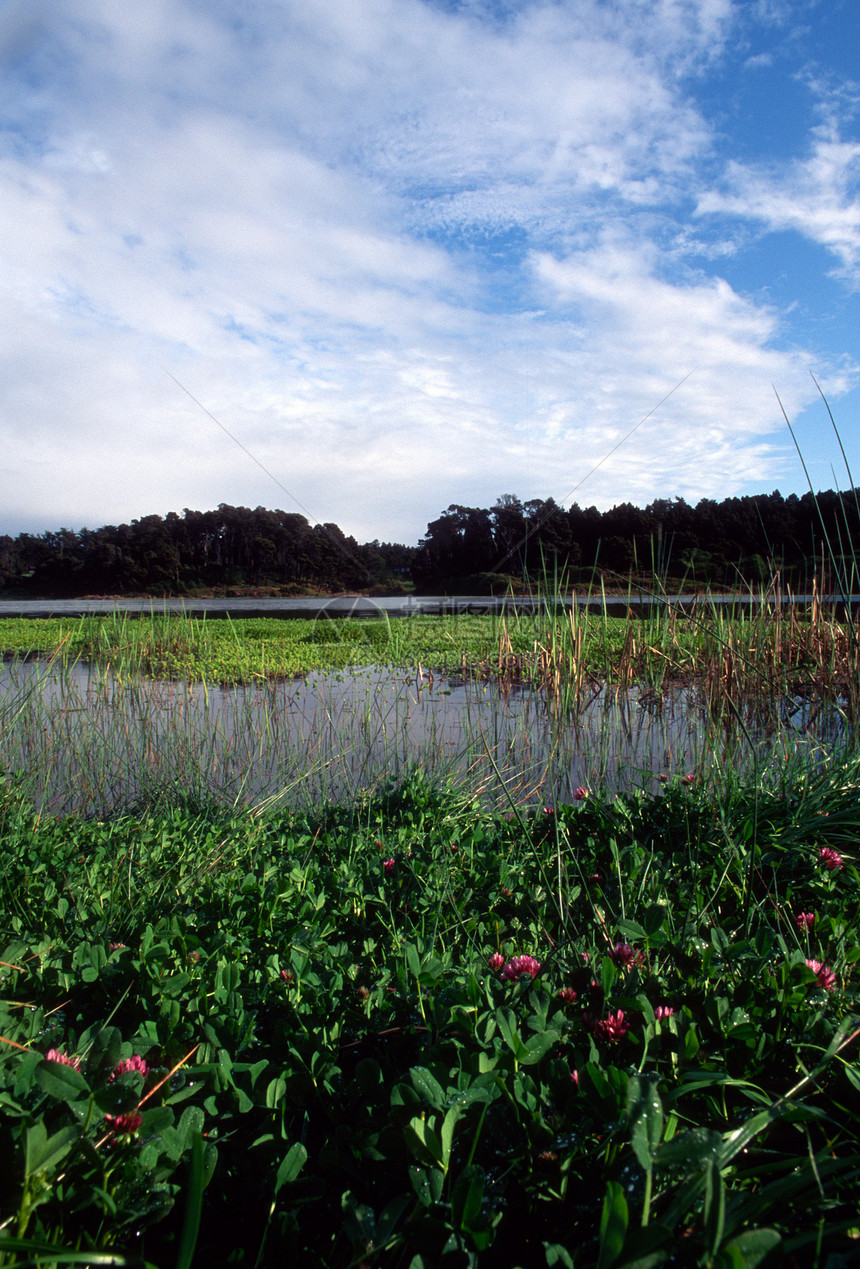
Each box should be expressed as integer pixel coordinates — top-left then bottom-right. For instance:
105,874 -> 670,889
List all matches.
0,655 -> 846,815
2,592 -> 858,619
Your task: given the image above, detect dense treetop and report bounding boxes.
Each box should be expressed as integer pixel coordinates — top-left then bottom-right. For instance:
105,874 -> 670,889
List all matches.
413,488 -> 858,590
0,486 -> 855,596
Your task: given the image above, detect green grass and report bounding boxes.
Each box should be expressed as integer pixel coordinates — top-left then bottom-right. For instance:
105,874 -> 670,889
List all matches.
0,759 -> 858,1266
0,600 -> 851,697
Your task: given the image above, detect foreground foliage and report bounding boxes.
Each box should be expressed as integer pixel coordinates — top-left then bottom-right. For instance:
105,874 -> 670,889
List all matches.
0,762 -> 858,1266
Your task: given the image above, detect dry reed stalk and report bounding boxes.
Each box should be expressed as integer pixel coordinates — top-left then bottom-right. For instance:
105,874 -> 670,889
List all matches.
498,619 -> 513,674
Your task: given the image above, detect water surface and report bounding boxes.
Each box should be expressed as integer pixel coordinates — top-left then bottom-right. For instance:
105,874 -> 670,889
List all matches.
0,657 -> 845,816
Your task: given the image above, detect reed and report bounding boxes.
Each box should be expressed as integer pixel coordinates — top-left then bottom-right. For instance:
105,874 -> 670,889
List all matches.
487,570 -> 860,727
0,643 -> 844,824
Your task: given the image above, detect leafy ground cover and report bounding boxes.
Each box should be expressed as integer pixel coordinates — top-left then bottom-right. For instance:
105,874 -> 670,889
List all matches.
0,760 -> 858,1266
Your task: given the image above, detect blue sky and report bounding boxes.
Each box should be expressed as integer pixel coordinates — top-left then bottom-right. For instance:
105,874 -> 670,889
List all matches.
1,0 -> 859,545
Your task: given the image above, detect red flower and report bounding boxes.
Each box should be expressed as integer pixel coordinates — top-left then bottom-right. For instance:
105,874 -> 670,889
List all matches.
44,1049 -> 81,1070
594,1010 -> 630,1042
654,1005 -> 674,1020
795,911 -> 816,930
572,787 -> 589,801
488,952 -> 505,971
557,987 -> 578,1004
570,1068 -> 579,1089
104,1112 -> 143,1136
383,858 -> 396,874
501,954 -> 541,982
110,1055 -> 149,1081
818,847 -> 843,872
607,942 -> 645,969
805,959 -> 837,991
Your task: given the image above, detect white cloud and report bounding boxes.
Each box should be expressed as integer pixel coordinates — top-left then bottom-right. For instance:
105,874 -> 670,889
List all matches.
697,95 -> 860,280
0,0 -> 855,545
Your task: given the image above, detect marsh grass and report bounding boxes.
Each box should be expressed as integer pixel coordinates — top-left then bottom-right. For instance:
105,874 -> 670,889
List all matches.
488,572 -> 860,729
1,567 -> 856,823
2,653 -> 796,818
2,579 -> 858,728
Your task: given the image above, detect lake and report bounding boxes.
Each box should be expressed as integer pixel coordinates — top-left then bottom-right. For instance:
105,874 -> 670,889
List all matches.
0,654 -> 845,816
1,591 -> 858,620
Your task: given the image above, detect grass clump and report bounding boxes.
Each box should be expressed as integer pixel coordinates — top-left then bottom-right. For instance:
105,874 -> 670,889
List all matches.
0,760 -> 858,1266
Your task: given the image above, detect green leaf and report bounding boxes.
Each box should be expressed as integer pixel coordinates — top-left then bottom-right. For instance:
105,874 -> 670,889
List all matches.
0,1239 -> 147,1265
140,1105 -> 173,1135
84,1027 -> 122,1083
655,1127 -> 722,1175
94,1083 -> 140,1115
25,1123 -> 80,1177
174,1130 -> 206,1269
451,1164 -> 485,1232
375,1194 -> 411,1246
495,1008 -> 528,1061
583,1062 -> 626,1123
410,1066 -> 446,1108
342,1190 -> 376,1248
35,1060 -> 90,1102
265,1076 -> 287,1108
617,919 -> 647,941
703,1160 -> 725,1261
597,1180 -> 628,1269
723,1229 -> 781,1266
718,1107 -> 781,1168
274,1142 -> 308,1193
440,1104 -> 461,1171
520,1030 -> 559,1065
355,1058 -> 383,1094
629,1077 -> 664,1170
614,1224 -> 672,1269
642,905 -> 668,936
544,1244 -> 575,1269
177,1104 -> 205,1151
404,1117 -> 443,1169
409,1166 -> 443,1208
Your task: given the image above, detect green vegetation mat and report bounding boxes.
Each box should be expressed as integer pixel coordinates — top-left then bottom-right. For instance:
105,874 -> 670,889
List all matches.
0,762 -> 858,1266
0,606 -> 834,689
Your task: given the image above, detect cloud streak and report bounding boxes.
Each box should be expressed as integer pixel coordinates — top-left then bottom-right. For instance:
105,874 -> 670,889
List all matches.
0,0 -> 856,543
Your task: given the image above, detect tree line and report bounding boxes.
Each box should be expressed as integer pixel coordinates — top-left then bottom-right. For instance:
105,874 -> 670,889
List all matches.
0,486 -> 856,596
0,505 -> 415,595
412,488 -> 860,590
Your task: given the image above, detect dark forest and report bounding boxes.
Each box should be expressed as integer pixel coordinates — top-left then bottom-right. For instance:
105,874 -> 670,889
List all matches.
0,487 -> 856,596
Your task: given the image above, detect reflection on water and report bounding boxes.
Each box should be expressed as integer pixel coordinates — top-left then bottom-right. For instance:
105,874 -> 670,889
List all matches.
0,657 -> 848,815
